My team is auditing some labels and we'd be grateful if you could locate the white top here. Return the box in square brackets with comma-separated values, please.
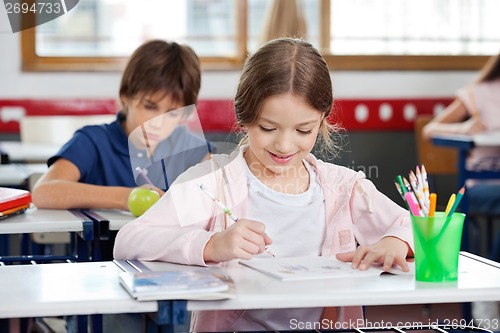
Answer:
[245, 160, 326, 258]
[243, 160, 326, 329]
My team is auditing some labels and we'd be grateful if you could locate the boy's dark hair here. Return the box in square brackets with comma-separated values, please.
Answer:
[119, 40, 201, 113]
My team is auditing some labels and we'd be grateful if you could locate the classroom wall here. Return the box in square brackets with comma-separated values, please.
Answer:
[0, 24, 470, 203]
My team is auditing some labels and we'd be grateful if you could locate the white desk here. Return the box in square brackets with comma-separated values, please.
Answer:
[0, 207, 95, 261]
[1, 252, 499, 318]
[0, 207, 85, 235]
[0, 163, 47, 186]
[0, 141, 59, 163]
[188, 252, 500, 311]
[83, 208, 135, 231]
[0, 261, 156, 318]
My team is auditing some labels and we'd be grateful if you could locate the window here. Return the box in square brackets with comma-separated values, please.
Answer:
[21, 0, 500, 71]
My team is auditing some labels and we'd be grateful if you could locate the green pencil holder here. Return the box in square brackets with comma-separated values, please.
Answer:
[411, 212, 465, 282]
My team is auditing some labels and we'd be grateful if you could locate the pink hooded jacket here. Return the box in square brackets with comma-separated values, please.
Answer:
[114, 146, 414, 331]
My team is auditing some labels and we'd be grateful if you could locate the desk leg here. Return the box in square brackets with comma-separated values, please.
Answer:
[145, 300, 187, 333]
[75, 232, 90, 262]
[77, 315, 88, 333]
[92, 314, 103, 333]
[0, 319, 8, 333]
[0, 235, 8, 256]
[457, 149, 471, 252]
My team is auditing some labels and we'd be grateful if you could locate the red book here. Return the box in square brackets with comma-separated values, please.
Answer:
[0, 187, 32, 212]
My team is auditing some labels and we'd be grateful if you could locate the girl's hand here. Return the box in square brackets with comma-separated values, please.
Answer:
[203, 219, 272, 263]
[460, 117, 486, 135]
[336, 237, 411, 272]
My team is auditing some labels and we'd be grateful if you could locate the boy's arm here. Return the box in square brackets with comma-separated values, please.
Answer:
[32, 158, 133, 210]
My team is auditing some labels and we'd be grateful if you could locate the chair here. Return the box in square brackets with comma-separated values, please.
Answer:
[20, 115, 115, 254]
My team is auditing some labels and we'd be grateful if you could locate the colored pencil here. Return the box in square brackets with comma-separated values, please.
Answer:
[420, 165, 430, 209]
[447, 186, 466, 217]
[428, 193, 437, 217]
[405, 192, 422, 216]
[394, 181, 405, 201]
[403, 177, 424, 216]
[409, 170, 427, 215]
[135, 167, 153, 186]
[444, 194, 456, 216]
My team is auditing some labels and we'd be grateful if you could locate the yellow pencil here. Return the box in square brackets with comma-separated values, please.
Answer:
[444, 194, 456, 216]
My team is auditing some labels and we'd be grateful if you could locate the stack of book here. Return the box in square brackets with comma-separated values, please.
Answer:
[0, 187, 32, 220]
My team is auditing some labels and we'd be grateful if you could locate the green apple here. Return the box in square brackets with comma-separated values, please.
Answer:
[128, 188, 160, 217]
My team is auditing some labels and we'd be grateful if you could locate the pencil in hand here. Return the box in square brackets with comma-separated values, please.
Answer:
[198, 183, 275, 257]
[135, 167, 154, 186]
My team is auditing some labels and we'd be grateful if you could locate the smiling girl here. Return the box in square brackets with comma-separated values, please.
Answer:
[114, 37, 414, 331]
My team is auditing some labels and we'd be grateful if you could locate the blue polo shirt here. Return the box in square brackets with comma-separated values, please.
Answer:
[49, 113, 211, 191]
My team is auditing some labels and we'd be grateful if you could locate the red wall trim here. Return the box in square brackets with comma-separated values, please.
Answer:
[0, 98, 453, 134]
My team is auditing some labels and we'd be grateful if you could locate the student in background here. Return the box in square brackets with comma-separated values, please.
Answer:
[114, 37, 414, 332]
[33, 40, 211, 216]
[423, 53, 500, 324]
[422, 53, 500, 238]
[32, 39, 210, 333]
[423, 53, 500, 170]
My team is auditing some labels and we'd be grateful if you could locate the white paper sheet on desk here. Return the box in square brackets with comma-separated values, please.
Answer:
[239, 256, 412, 281]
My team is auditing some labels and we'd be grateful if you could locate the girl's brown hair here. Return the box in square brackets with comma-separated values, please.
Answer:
[476, 53, 500, 83]
[119, 40, 201, 115]
[234, 37, 340, 153]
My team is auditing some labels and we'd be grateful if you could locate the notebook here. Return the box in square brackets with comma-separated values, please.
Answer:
[115, 259, 235, 301]
[239, 256, 412, 281]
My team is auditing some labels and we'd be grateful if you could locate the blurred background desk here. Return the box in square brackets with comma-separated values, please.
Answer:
[0, 163, 47, 187]
[0, 141, 59, 164]
[431, 131, 500, 187]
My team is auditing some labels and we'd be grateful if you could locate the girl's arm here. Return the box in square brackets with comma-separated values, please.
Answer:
[338, 179, 414, 272]
[32, 158, 163, 210]
[422, 98, 485, 139]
